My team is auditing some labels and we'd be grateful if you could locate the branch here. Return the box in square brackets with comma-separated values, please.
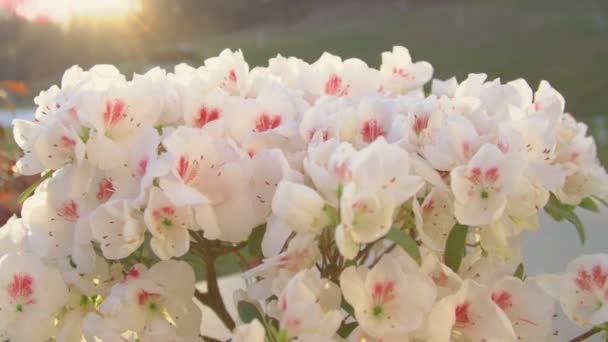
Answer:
[200, 334, 223, 342]
[568, 325, 604, 342]
[190, 232, 237, 331]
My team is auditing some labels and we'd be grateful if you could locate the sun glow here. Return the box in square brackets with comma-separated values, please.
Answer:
[2, 0, 141, 25]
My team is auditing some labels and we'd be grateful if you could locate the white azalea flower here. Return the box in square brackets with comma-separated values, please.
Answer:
[278, 270, 342, 339]
[87, 260, 201, 338]
[427, 279, 516, 342]
[537, 254, 608, 327]
[491, 276, 555, 341]
[380, 46, 433, 96]
[451, 143, 523, 226]
[301, 52, 380, 99]
[81, 76, 162, 170]
[144, 187, 196, 260]
[413, 188, 456, 251]
[90, 199, 147, 260]
[340, 254, 436, 338]
[0, 253, 69, 341]
[203, 48, 249, 96]
[337, 138, 423, 258]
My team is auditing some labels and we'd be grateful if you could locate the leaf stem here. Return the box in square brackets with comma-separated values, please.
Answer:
[568, 326, 603, 342]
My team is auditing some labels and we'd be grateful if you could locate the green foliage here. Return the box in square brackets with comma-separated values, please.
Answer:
[444, 224, 468, 273]
[341, 300, 355, 317]
[579, 197, 599, 212]
[238, 301, 264, 324]
[593, 195, 608, 208]
[324, 205, 340, 226]
[514, 263, 525, 280]
[385, 227, 421, 264]
[248, 224, 266, 257]
[544, 194, 586, 244]
[17, 169, 52, 204]
[275, 329, 289, 342]
[337, 322, 358, 338]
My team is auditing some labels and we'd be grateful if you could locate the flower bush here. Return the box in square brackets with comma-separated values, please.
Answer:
[2, 46, 608, 341]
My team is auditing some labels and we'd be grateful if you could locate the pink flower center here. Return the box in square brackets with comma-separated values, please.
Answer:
[228, 69, 238, 84]
[96, 178, 115, 203]
[308, 128, 329, 141]
[58, 200, 80, 222]
[462, 141, 472, 160]
[8, 273, 36, 310]
[127, 267, 140, 279]
[455, 301, 471, 325]
[432, 271, 448, 287]
[137, 158, 148, 177]
[422, 199, 435, 212]
[576, 264, 608, 292]
[195, 106, 221, 128]
[177, 155, 200, 185]
[324, 73, 349, 96]
[137, 289, 161, 309]
[361, 118, 385, 143]
[152, 206, 177, 230]
[255, 113, 282, 132]
[414, 114, 430, 135]
[371, 280, 396, 304]
[102, 99, 127, 128]
[467, 167, 501, 199]
[392, 67, 412, 79]
[497, 137, 509, 154]
[569, 151, 579, 163]
[8, 273, 34, 300]
[491, 290, 513, 310]
[60, 135, 76, 147]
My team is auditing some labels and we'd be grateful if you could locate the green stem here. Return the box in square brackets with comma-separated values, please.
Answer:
[569, 326, 603, 342]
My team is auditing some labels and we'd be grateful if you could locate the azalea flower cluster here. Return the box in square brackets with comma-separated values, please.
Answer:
[2, 46, 608, 341]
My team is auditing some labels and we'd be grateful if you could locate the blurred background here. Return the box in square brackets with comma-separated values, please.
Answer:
[0, 0, 607, 338]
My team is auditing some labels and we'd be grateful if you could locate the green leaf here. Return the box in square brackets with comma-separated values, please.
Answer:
[79, 126, 90, 143]
[337, 183, 344, 199]
[248, 224, 266, 257]
[514, 263, 525, 280]
[544, 195, 586, 244]
[275, 329, 289, 342]
[341, 299, 354, 317]
[444, 224, 468, 273]
[324, 205, 340, 226]
[593, 195, 608, 208]
[337, 322, 358, 338]
[579, 197, 599, 212]
[17, 170, 52, 205]
[238, 301, 264, 324]
[385, 228, 421, 264]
